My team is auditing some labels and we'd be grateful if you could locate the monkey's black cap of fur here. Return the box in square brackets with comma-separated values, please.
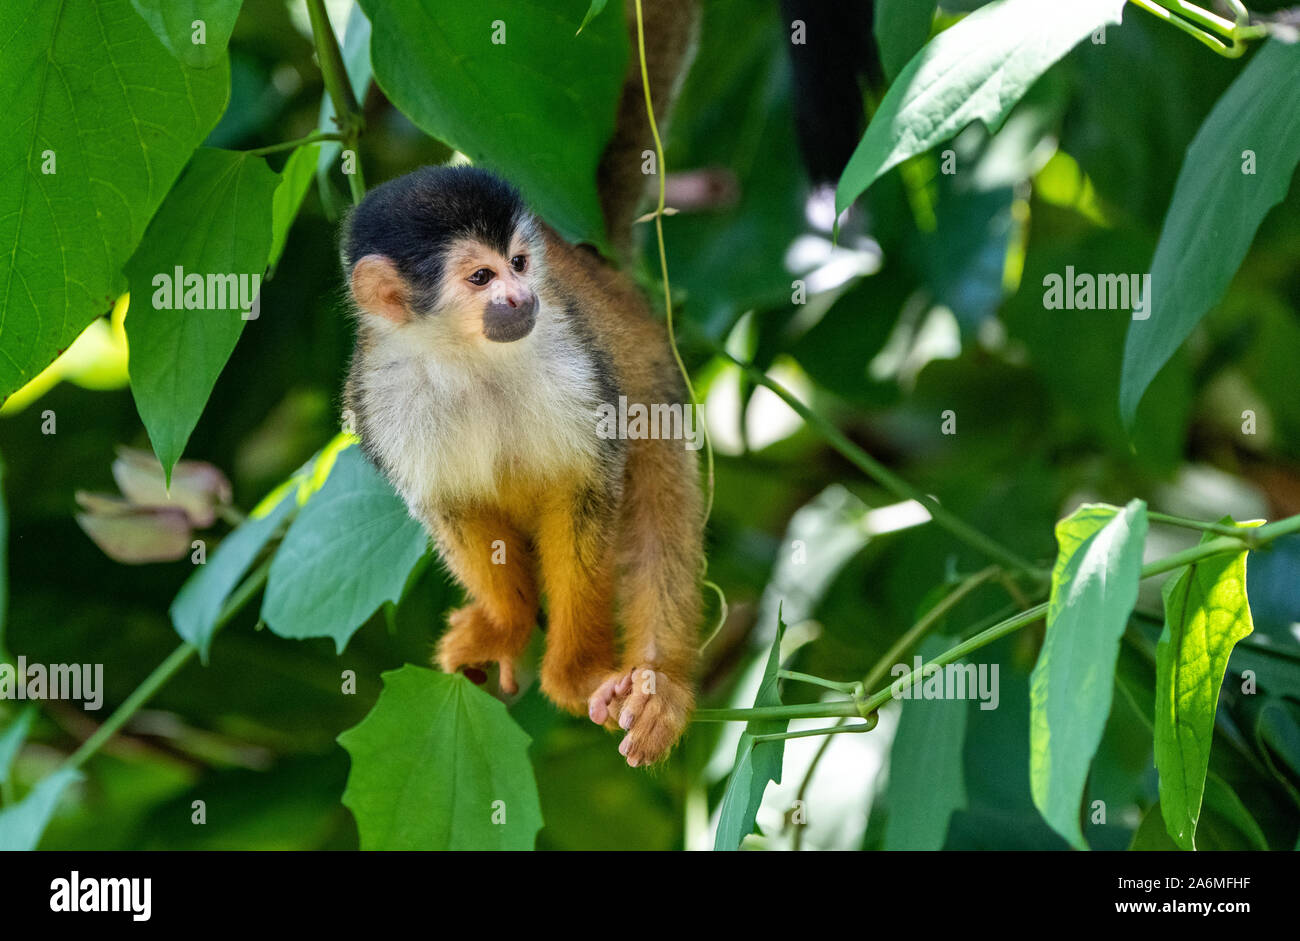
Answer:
[342, 165, 529, 302]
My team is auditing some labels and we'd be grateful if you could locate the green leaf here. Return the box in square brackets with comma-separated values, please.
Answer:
[1201, 773, 1268, 851]
[0, 767, 82, 851]
[261, 446, 428, 652]
[883, 635, 967, 849]
[0, 707, 36, 792]
[1254, 697, 1300, 795]
[1119, 39, 1300, 425]
[1130, 774, 1269, 851]
[577, 0, 608, 34]
[714, 610, 788, 851]
[268, 143, 321, 274]
[129, 0, 243, 68]
[0, 0, 228, 403]
[0, 450, 7, 657]
[1154, 519, 1258, 850]
[835, 0, 1125, 214]
[170, 488, 295, 661]
[356, 0, 627, 246]
[124, 148, 280, 478]
[338, 665, 542, 849]
[874, 0, 936, 83]
[1030, 499, 1147, 850]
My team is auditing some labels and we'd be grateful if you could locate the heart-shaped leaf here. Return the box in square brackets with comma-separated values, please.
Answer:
[0, 0, 228, 403]
[356, 0, 627, 246]
[338, 666, 543, 849]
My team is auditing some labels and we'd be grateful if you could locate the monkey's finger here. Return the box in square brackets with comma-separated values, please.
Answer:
[618, 686, 654, 731]
[588, 673, 625, 724]
[624, 715, 673, 768]
[622, 721, 662, 768]
[618, 733, 637, 766]
[498, 660, 518, 696]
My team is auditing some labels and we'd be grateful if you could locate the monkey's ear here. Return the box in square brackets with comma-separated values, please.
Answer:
[350, 254, 411, 324]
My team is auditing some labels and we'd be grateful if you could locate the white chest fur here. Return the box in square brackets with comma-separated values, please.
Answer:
[354, 313, 607, 514]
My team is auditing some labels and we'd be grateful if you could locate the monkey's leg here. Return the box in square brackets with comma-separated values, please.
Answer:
[432, 510, 537, 695]
[589, 437, 702, 766]
[535, 487, 620, 714]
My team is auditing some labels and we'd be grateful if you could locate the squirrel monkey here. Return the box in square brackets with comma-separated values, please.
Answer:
[340, 2, 702, 767]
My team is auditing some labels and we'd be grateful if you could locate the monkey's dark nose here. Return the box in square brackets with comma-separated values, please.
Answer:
[482, 291, 537, 343]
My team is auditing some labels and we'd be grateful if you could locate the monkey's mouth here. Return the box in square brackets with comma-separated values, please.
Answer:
[482, 308, 536, 343]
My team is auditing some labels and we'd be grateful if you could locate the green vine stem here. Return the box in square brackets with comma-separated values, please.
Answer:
[752, 717, 876, 744]
[706, 342, 1042, 578]
[791, 566, 1008, 847]
[631, 0, 729, 647]
[244, 130, 345, 158]
[306, 0, 366, 202]
[1148, 510, 1261, 545]
[695, 509, 1300, 726]
[861, 564, 1001, 693]
[778, 670, 862, 696]
[1129, 0, 1268, 58]
[60, 558, 273, 773]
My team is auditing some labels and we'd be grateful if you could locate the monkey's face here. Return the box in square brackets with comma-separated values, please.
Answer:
[348, 229, 544, 353]
[435, 234, 539, 345]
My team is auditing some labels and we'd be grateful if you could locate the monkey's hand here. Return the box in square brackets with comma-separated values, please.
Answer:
[588, 666, 693, 767]
[436, 603, 524, 696]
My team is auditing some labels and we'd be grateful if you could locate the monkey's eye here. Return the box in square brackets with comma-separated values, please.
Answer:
[510, 255, 527, 273]
[467, 268, 493, 286]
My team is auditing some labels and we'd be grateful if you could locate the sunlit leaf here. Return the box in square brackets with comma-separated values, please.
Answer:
[836, 0, 1125, 214]
[1154, 519, 1259, 849]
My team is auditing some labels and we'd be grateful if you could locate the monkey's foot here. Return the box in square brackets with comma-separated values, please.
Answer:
[436, 604, 524, 696]
[590, 667, 693, 767]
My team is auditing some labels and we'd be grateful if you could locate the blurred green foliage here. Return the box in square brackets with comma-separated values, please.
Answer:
[1, 0, 1299, 851]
